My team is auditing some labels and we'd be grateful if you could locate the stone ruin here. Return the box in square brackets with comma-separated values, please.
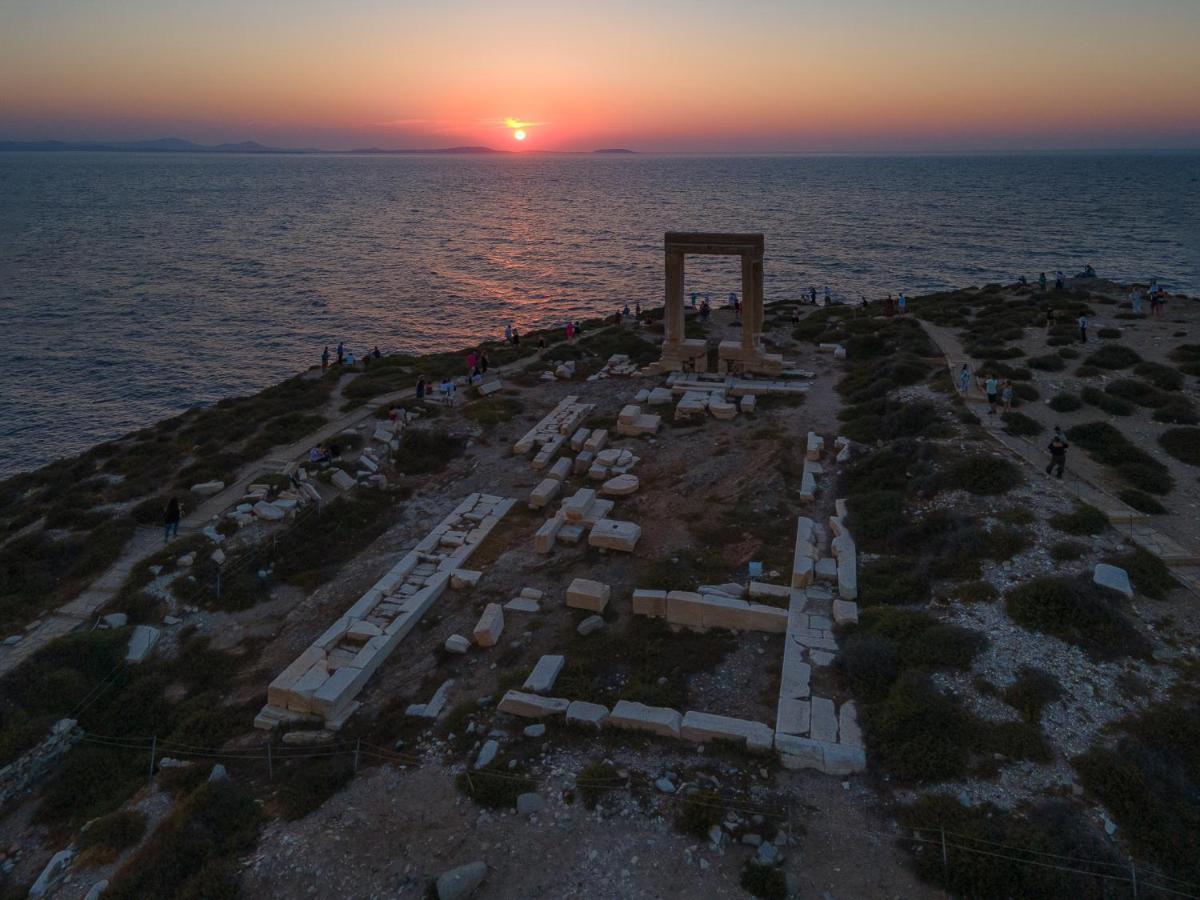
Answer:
[256, 492, 515, 731]
[513, 395, 595, 470]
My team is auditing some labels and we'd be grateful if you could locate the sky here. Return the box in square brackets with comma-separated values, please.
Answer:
[1, 0, 1198, 152]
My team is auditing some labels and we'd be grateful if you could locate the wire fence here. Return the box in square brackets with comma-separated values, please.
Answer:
[62, 728, 1199, 899]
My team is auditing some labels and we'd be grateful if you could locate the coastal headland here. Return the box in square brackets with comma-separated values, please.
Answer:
[0, 277, 1198, 899]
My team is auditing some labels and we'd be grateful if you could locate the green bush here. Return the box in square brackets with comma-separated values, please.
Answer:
[1001, 667, 1062, 724]
[1169, 343, 1200, 376]
[456, 768, 530, 809]
[1085, 344, 1141, 369]
[1005, 576, 1146, 659]
[1105, 546, 1177, 600]
[1049, 540, 1087, 561]
[865, 672, 975, 782]
[1104, 379, 1163, 408]
[953, 581, 998, 603]
[945, 454, 1022, 495]
[1001, 412, 1043, 436]
[1151, 395, 1198, 425]
[462, 396, 524, 427]
[398, 429, 465, 474]
[276, 757, 354, 820]
[1118, 489, 1165, 515]
[78, 809, 147, 864]
[1067, 422, 1173, 494]
[1079, 386, 1132, 416]
[676, 789, 725, 838]
[844, 491, 906, 546]
[577, 761, 623, 810]
[1114, 460, 1174, 495]
[1159, 427, 1200, 465]
[1027, 354, 1065, 371]
[740, 862, 788, 899]
[860, 557, 929, 605]
[103, 780, 263, 900]
[1012, 382, 1039, 402]
[1134, 361, 1184, 391]
[897, 795, 1127, 899]
[1048, 393, 1082, 413]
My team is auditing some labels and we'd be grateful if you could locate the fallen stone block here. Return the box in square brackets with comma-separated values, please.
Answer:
[791, 557, 814, 589]
[504, 597, 540, 613]
[528, 477, 561, 509]
[775, 734, 826, 771]
[815, 558, 838, 583]
[534, 517, 562, 554]
[739, 395, 756, 413]
[681, 711, 773, 752]
[749, 581, 791, 601]
[190, 480, 225, 496]
[547, 457, 572, 482]
[125, 625, 160, 663]
[451, 569, 481, 590]
[573, 451, 594, 474]
[775, 698, 811, 736]
[665, 591, 705, 628]
[583, 429, 609, 454]
[832, 599, 859, 625]
[632, 588, 668, 617]
[254, 500, 285, 521]
[331, 469, 357, 491]
[1093, 563, 1133, 598]
[709, 399, 737, 420]
[569, 427, 590, 451]
[809, 696, 839, 743]
[523, 655, 565, 693]
[822, 741, 866, 775]
[588, 518, 641, 552]
[498, 690, 570, 719]
[566, 578, 610, 612]
[472, 603, 504, 647]
[606, 700, 682, 738]
[566, 700, 609, 730]
[806, 431, 824, 461]
[599, 474, 639, 497]
[563, 488, 597, 522]
[647, 387, 673, 406]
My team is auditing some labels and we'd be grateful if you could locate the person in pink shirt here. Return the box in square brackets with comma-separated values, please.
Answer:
[566, 322, 575, 342]
[466, 350, 477, 375]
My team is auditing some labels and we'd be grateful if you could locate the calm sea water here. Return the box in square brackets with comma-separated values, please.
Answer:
[2, 151, 1198, 477]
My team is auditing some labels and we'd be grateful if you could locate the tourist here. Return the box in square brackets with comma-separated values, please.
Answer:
[416, 378, 427, 399]
[1019, 275, 1028, 286]
[1046, 427, 1069, 479]
[504, 324, 513, 343]
[623, 303, 630, 317]
[163, 497, 181, 544]
[984, 375, 999, 415]
[372, 346, 381, 359]
[1077, 313, 1088, 344]
[898, 292, 907, 314]
[512, 329, 521, 346]
[810, 287, 817, 305]
[537, 336, 546, 349]
[566, 322, 575, 342]
[1039, 272, 1047, 292]
[1130, 288, 1144, 316]
[337, 342, 344, 365]
[1055, 271, 1065, 291]
[700, 300, 710, 322]
[884, 294, 895, 318]
[824, 286, 832, 304]
[574, 320, 584, 337]
[439, 378, 456, 403]
[690, 292, 697, 307]
[466, 350, 477, 376]
[958, 364, 971, 395]
[480, 350, 490, 374]
[1001, 380, 1014, 412]
[614, 309, 622, 325]
[729, 291, 739, 311]
[321, 346, 330, 371]
[635, 300, 641, 317]
[345, 350, 356, 366]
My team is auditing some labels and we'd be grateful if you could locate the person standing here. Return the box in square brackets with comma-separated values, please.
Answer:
[635, 300, 641, 317]
[884, 295, 895, 318]
[810, 287, 817, 305]
[690, 292, 698, 308]
[1055, 271, 1065, 291]
[1130, 288, 1144, 316]
[958, 364, 971, 395]
[824, 286, 832, 304]
[898, 292, 907, 314]
[1077, 313, 1088, 344]
[466, 350, 477, 377]
[985, 375, 999, 415]
[505, 324, 513, 343]
[321, 346, 330, 371]
[1039, 272, 1047, 292]
[163, 497, 181, 544]
[1001, 380, 1014, 412]
[566, 322, 575, 342]
[337, 342, 344, 365]
[1046, 428, 1069, 479]
[480, 350, 490, 374]
[416, 377, 426, 399]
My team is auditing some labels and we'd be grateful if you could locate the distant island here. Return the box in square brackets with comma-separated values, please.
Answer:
[0, 138, 638, 155]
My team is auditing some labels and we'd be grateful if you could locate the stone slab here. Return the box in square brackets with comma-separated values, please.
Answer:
[472, 603, 504, 647]
[566, 701, 609, 730]
[606, 700, 682, 738]
[523, 655, 565, 693]
[498, 690, 570, 719]
[681, 711, 773, 752]
[566, 578, 611, 612]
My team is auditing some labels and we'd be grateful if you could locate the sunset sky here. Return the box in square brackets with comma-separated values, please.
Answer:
[2, 0, 1198, 152]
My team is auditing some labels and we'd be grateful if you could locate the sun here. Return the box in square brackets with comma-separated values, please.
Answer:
[513, 129, 526, 141]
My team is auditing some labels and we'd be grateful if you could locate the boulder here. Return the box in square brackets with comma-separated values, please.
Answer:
[523, 655, 565, 693]
[599, 474, 639, 497]
[125, 625, 160, 663]
[451, 569, 482, 590]
[436, 861, 487, 900]
[588, 518, 641, 552]
[190, 480, 225, 496]
[576, 615, 605, 636]
[473, 739, 498, 770]
[253, 501, 285, 521]
[331, 469, 357, 491]
[566, 700, 609, 730]
[498, 690, 570, 719]
[102, 612, 128, 629]
[444, 634, 470, 654]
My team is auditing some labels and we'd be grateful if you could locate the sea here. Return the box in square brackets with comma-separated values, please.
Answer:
[2, 151, 1198, 477]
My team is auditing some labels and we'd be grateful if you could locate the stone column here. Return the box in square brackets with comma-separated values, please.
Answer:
[740, 253, 755, 351]
[665, 250, 684, 346]
[751, 253, 765, 338]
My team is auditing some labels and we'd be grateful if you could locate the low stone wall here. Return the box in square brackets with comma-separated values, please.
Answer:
[256, 493, 515, 731]
[0, 719, 82, 809]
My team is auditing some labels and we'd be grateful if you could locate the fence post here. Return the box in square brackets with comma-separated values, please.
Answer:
[941, 827, 949, 878]
[148, 735, 157, 782]
[267, 741, 273, 781]
[354, 739, 360, 773]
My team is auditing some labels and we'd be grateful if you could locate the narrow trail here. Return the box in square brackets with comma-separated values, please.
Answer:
[917, 317, 1200, 596]
[0, 327, 618, 677]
